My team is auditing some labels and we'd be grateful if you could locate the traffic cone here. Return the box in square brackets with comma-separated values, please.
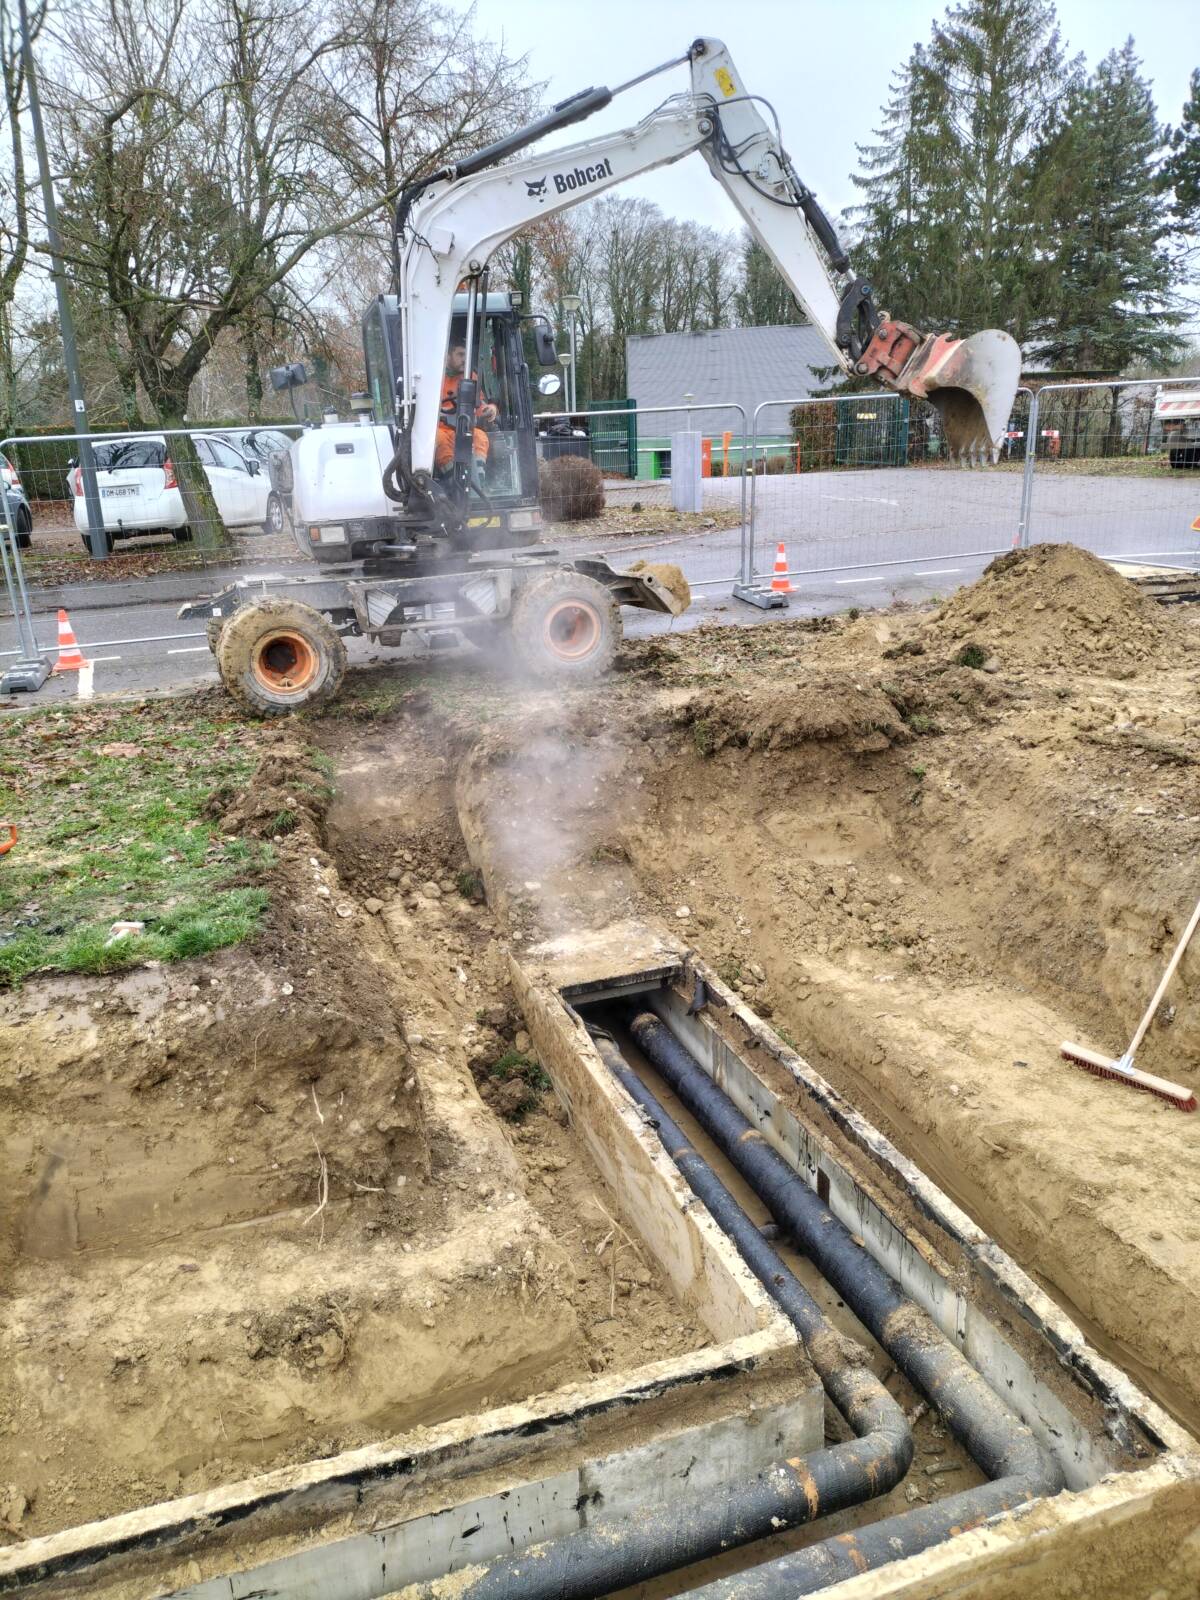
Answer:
[52, 608, 88, 672]
[771, 542, 792, 594]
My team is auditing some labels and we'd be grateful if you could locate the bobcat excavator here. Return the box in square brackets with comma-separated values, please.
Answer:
[189, 37, 1021, 715]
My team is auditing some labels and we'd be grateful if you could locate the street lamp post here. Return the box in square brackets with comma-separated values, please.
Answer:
[562, 293, 581, 413]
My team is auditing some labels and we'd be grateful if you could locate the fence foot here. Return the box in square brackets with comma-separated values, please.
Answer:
[1, 655, 52, 693]
[733, 582, 789, 610]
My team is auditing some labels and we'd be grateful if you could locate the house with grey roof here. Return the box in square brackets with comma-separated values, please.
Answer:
[625, 324, 834, 441]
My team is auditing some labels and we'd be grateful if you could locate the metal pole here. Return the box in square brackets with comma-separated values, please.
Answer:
[0, 490, 51, 690]
[568, 310, 578, 414]
[18, 0, 107, 558]
[1017, 388, 1039, 549]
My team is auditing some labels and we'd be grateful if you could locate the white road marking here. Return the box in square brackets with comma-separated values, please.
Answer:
[77, 662, 94, 700]
[90, 654, 121, 663]
[834, 576, 885, 585]
[167, 646, 210, 655]
[913, 567, 962, 576]
[822, 494, 900, 507]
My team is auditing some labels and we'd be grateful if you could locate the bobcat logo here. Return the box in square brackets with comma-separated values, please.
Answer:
[525, 177, 548, 201]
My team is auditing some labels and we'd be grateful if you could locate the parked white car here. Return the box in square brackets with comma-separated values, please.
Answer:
[70, 435, 283, 546]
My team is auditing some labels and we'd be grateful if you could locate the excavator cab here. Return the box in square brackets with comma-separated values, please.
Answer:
[362, 292, 551, 547]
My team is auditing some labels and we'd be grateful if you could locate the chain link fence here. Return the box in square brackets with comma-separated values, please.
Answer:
[536, 402, 750, 592]
[1017, 378, 1200, 567]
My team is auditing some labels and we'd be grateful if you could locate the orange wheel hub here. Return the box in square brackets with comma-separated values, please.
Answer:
[543, 599, 601, 661]
[252, 630, 319, 694]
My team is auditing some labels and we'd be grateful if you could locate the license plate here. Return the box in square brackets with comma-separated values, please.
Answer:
[101, 485, 140, 498]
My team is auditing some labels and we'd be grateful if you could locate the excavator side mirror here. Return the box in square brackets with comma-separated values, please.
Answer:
[537, 373, 562, 396]
[534, 324, 558, 367]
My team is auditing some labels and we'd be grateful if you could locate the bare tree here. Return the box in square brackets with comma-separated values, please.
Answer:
[0, 0, 46, 436]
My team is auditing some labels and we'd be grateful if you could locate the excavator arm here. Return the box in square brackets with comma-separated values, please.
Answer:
[388, 38, 1020, 515]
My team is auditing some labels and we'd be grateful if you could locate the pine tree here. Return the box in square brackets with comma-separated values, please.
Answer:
[734, 237, 806, 326]
[850, 0, 1080, 340]
[1030, 41, 1184, 371]
[1160, 68, 1200, 243]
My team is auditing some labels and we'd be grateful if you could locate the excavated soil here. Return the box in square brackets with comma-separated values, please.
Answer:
[7, 543, 1200, 1592]
[0, 729, 702, 1540]
[454, 546, 1200, 1441]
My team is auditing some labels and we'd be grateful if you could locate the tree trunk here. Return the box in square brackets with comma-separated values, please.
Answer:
[243, 322, 263, 421]
[159, 390, 229, 549]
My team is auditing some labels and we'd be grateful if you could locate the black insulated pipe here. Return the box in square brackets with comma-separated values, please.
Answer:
[407, 1030, 911, 1600]
[627, 1010, 1065, 1589]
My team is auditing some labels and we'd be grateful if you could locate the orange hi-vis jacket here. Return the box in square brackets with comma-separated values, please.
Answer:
[435, 373, 492, 470]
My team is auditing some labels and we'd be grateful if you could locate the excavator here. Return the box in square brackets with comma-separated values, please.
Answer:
[188, 38, 1021, 715]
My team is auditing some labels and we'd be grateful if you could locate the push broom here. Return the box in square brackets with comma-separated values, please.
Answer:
[1061, 892, 1200, 1112]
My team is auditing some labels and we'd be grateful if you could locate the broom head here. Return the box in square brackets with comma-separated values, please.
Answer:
[1060, 1042, 1197, 1112]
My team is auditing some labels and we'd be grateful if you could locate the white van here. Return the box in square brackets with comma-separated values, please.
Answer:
[70, 436, 283, 546]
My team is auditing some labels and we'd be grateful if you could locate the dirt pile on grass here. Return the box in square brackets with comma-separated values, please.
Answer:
[920, 542, 1182, 673]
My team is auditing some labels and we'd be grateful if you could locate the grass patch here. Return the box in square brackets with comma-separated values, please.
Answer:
[692, 719, 715, 757]
[954, 643, 988, 670]
[0, 700, 274, 986]
[490, 1048, 552, 1119]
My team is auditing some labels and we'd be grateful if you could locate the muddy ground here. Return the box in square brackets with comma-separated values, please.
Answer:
[3, 543, 1200, 1574]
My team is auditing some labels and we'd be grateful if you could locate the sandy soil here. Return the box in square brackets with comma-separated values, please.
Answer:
[453, 546, 1200, 1438]
[0, 727, 701, 1539]
[6, 542, 1200, 1584]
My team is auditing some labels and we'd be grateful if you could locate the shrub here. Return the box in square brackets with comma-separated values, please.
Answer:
[764, 452, 793, 474]
[539, 455, 605, 521]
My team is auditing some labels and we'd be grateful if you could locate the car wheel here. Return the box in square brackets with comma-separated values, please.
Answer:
[262, 491, 285, 535]
[15, 505, 32, 550]
[216, 597, 347, 716]
[172, 525, 194, 543]
[508, 569, 621, 681]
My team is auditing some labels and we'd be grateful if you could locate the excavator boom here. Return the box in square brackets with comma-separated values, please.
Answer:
[388, 37, 1020, 521]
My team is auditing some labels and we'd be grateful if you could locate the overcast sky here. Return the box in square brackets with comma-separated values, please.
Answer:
[465, 0, 1197, 230]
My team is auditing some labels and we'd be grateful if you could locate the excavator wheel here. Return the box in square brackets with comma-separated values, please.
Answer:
[508, 569, 621, 681]
[216, 597, 346, 716]
[206, 617, 225, 655]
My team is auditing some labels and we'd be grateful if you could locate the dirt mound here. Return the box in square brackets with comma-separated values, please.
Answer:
[679, 673, 908, 755]
[919, 543, 1179, 673]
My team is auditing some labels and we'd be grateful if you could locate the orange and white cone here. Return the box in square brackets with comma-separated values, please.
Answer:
[52, 608, 88, 672]
[770, 542, 792, 594]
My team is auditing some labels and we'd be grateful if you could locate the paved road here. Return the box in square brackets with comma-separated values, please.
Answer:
[4, 467, 1198, 703]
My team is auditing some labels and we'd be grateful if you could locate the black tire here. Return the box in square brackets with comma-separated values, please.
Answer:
[172, 525, 193, 543]
[15, 505, 32, 550]
[206, 617, 226, 655]
[216, 597, 347, 716]
[508, 569, 621, 682]
[262, 491, 285, 535]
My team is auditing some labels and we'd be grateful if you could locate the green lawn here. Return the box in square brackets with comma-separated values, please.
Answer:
[0, 700, 273, 985]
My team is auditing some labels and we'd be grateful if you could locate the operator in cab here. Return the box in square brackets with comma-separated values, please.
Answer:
[434, 341, 498, 487]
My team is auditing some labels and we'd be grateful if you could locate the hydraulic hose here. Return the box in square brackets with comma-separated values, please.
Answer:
[407, 1034, 912, 1600]
[627, 1009, 1065, 1593]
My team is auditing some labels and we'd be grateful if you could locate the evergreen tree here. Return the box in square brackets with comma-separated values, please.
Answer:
[850, 0, 1080, 340]
[1030, 40, 1184, 371]
[1160, 68, 1200, 245]
[734, 237, 806, 326]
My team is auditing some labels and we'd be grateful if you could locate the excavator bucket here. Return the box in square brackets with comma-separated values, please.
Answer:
[860, 323, 1022, 465]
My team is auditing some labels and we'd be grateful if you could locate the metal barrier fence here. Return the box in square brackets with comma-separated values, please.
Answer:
[537, 401, 751, 593]
[743, 389, 1033, 592]
[1, 423, 303, 577]
[2, 376, 1198, 693]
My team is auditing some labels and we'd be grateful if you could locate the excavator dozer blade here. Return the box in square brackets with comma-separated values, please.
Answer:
[895, 328, 1022, 465]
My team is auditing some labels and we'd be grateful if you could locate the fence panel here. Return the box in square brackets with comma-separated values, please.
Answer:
[537, 402, 749, 594]
[744, 391, 1031, 593]
[3, 424, 304, 587]
[1021, 379, 1200, 567]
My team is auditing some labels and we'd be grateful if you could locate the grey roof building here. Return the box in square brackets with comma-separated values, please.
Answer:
[625, 324, 833, 438]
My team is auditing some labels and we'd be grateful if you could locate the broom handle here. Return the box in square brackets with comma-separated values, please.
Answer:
[1128, 893, 1200, 1058]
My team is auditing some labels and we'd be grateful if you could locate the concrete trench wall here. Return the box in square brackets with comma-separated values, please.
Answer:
[9, 922, 1200, 1600]
[1, 935, 815, 1600]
